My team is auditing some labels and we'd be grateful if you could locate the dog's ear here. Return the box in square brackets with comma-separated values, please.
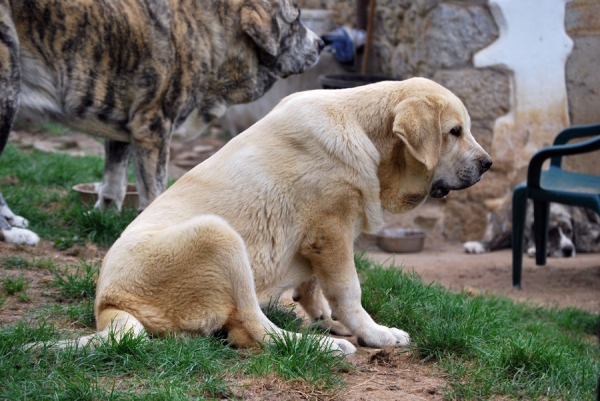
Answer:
[279, 0, 300, 23]
[241, 1, 279, 56]
[392, 97, 443, 172]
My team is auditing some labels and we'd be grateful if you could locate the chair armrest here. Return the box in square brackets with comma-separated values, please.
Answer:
[527, 135, 600, 188]
[553, 123, 600, 146]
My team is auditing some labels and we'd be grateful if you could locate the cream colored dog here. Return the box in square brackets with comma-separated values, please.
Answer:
[57, 78, 492, 355]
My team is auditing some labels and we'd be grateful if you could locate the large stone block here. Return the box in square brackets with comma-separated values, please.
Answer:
[469, 120, 495, 156]
[566, 0, 600, 36]
[368, 41, 394, 75]
[565, 34, 600, 177]
[422, 4, 498, 72]
[374, 5, 409, 44]
[432, 69, 510, 121]
[391, 43, 416, 78]
[566, 35, 600, 126]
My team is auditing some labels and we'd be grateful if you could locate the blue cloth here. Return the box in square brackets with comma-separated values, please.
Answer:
[322, 27, 356, 64]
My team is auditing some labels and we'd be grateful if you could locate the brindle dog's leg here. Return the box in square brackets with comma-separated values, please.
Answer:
[0, 3, 38, 245]
[0, 193, 39, 245]
[129, 113, 171, 211]
[0, 0, 19, 157]
[96, 140, 132, 211]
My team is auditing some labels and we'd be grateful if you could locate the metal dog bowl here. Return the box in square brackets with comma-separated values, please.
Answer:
[376, 228, 426, 253]
[72, 182, 138, 209]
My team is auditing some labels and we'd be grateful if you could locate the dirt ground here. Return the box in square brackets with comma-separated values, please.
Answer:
[2, 130, 599, 399]
[359, 238, 600, 312]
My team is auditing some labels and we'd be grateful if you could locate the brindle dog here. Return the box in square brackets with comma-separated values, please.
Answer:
[0, 0, 323, 245]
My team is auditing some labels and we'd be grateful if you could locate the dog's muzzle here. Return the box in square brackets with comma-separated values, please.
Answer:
[429, 155, 493, 198]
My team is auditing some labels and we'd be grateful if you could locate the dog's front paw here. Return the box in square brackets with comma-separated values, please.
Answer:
[2, 227, 40, 245]
[527, 246, 536, 257]
[357, 326, 410, 348]
[8, 215, 29, 228]
[463, 241, 486, 254]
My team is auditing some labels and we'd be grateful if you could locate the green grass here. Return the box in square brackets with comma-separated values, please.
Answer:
[1, 140, 598, 399]
[52, 260, 99, 301]
[0, 255, 56, 270]
[1, 254, 596, 399]
[2, 275, 29, 296]
[0, 309, 348, 399]
[0, 143, 136, 247]
[355, 253, 599, 400]
[246, 327, 349, 388]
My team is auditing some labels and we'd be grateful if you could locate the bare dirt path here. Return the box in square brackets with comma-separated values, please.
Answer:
[363, 241, 600, 312]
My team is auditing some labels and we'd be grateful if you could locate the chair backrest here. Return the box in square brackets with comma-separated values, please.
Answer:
[550, 124, 600, 168]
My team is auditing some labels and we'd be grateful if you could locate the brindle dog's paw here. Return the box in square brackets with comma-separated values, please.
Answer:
[8, 214, 29, 228]
[2, 227, 40, 245]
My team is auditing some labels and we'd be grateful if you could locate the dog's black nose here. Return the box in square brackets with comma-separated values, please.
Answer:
[562, 246, 574, 257]
[317, 38, 325, 53]
[480, 157, 493, 172]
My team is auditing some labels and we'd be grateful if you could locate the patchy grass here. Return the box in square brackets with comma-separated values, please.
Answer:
[0, 255, 55, 270]
[1, 303, 348, 400]
[355, 253, 599, 400]
[2, 275, 29, 296]
[0, 143, 136, 247]
[0, 255, 596, 399]
[1, 141, 598, 399]
[51, 260, 99, 301]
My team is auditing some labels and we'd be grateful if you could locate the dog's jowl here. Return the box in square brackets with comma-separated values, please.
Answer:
[0, 0, 323, 244]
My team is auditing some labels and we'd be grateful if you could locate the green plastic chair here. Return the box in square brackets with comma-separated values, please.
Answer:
[512, 123, 600, 289]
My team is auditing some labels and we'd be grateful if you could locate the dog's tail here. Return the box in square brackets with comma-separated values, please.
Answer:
[26, 310, 146, 352]
[0, 0, 21, 157]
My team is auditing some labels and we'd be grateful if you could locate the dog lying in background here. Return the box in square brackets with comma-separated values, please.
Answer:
[0, 0, 323, 245]
[464, 195, 600, 257]
[32, 78, 491, 355]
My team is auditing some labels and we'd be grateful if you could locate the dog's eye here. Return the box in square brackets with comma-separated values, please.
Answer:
[548, 227, 560, 242]
[450, 126, 462, 137]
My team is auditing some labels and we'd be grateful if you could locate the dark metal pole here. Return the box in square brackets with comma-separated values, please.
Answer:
[356, 0, 368, 30]
[361, 0, 376, 74]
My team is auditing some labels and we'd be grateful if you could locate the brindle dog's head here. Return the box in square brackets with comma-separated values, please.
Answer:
[198, 0, 322, 124]
[241, 0, 323, 79]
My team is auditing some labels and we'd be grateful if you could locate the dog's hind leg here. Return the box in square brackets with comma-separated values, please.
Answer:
[96, 140, 132, 211]
[0, 5, 39, 245]
[164, 215, 356, 355]
[128, 112, 171, 211]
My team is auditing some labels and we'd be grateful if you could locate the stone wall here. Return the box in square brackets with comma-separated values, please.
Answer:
[564, 0, 600, 176]
[297, 0, 600, 244]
